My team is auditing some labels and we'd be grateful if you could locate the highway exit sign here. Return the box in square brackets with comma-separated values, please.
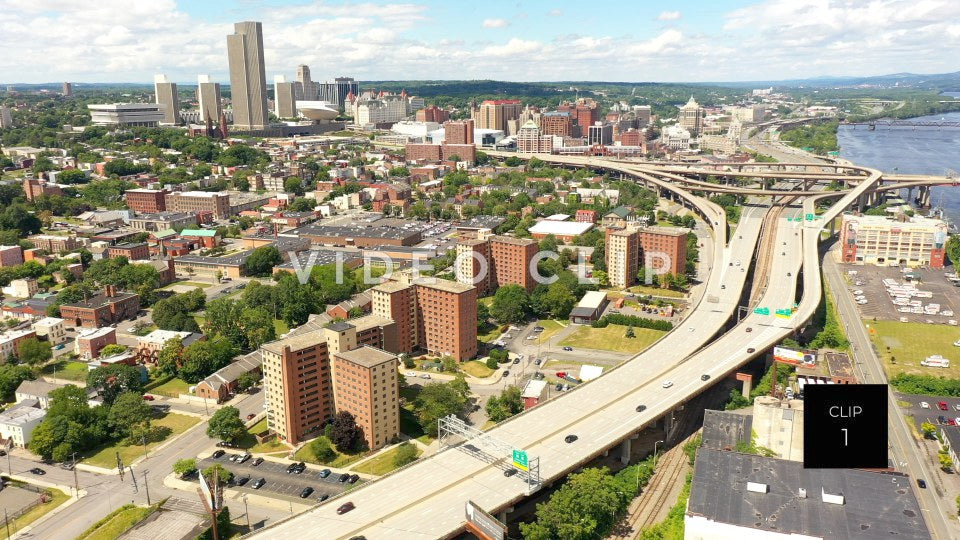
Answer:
[753, 307, 770, 315]
[512, 449, 528, 471]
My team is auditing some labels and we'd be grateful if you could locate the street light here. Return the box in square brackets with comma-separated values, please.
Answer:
[653, 440, 665, 469]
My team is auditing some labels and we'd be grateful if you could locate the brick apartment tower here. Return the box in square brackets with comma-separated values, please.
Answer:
[444, 119, 474, 145]
[332, 346, 400, 450]
[606, 228, 640, 288]
[261, 335, 334, 443]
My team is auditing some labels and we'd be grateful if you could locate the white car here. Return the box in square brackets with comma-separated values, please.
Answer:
[419, 373, 432, 380]
[920, 401, 930, 409]
[662, 380, 674, 389]
[405, 371, 417, 377]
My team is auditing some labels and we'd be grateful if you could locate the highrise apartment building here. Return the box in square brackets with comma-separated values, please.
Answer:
[262, 334, 334, 444]
[0, 106, 13, 129]
[274, 76, 296, 119]
[540, 111, 573, 137]
[444, 119, 474, 145]
[606, 226, 689, 287]
[456, 232, 538, 293]
[574, 99, 599, 135]
[371, 278, 477, 361]
[196, 75, 223, 123]
[227, 21, 269, 130]
[332, 346, 400, 450]
[587, 122, 613, 146]
[62, 82, 72, 96]
[606, 228, 640, 288]
[417, 105, 450, 123]
[473, 99, 522, 132]
[153, 74, 180, 125]
[516, 120, 554, 154]
[125, 189, 167, 213]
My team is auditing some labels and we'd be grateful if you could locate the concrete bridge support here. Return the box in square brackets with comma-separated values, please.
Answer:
[735, 372, 753, 398]
[918, 185, 932, 208]
[619, 434, 640, 465]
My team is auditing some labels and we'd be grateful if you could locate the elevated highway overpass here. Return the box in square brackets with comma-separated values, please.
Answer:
[253, 157, 923, 539]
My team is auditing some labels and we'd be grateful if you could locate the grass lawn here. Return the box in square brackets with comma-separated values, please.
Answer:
[461, 360, 495, 378]
[41, 360, 89, 382]
[164, 281, 211, 289]
[478, 322, 503, 344]
[237, 419, 290, 454]
[352, 444, 422, 476]
[82, 413, 200, 468]
[11, 487, 69, 532]
[536, 319, 565, 344]
[904, 414, 921, 440]
[625, 285, 686, 298]
[559, 324, 666, 354]
[148, 377, 192, 398]
[867, 320, 960, 379]
[77, 503, 158, 540]
[294, 436, 365, 469]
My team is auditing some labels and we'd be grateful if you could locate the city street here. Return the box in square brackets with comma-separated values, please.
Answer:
[823, 248, 956, 540]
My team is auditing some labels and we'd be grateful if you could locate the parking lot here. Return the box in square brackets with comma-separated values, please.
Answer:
[201, 452, 360, 503]
[897, 393, 960, 429]
[844, 265, 960, 323]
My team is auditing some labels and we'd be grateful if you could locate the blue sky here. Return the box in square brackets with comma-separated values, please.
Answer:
[2, 0, 959, 84]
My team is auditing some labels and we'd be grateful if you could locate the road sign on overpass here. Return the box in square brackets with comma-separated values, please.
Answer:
[512, 449, 528, 471]
[465, 500, 506, 540]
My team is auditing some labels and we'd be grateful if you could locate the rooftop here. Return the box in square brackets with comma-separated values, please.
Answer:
[457, 216, 506, 231]
[335, 346, 397, 368]
[291, 224, 420, 241]
[180, 229, 217, 237]
[687, 448, 928, 539]
[372, 281, 411, 294]
[32, 317, 64, 328]
[174, 251, 253, 267]
[701, 409, 753, 450]
[0, 402, 46, 426]
[528, 220, 593, 237]
[15, 380, 60, 398]
[262, 332, 324, 355]
[576, 290, 608, 310]
[414, 278, 474, 294]
[139, 329, 194, 345]
[522, 379, 547, 399]
[62, 291, 139, 310]
[76, 327, 116, 340]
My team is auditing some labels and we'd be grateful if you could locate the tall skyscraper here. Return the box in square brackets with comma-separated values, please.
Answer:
[196, 75, 222, 125]
[295, 64, 318, 101]
[227, 21, 269, 130]
[274, 75, 296, 119]
[678, 96, 703, 135]
[62, 82, 72, 96]
[318, 76, 359, 109]
[153, 74, 180, 125]
[472, 99, 522, 132]
[0, 106, 13, 129]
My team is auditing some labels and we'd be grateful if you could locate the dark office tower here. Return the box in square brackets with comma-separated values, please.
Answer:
[227, 21, 269, 130]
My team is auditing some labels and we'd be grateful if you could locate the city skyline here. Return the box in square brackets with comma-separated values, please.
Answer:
[2, 0, 959, 85]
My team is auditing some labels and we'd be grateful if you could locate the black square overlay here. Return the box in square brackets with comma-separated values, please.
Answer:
[804, 384, 888, 469]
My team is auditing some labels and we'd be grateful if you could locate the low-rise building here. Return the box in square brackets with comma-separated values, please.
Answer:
[569, 291, 609, 324]
[195, 351, 262, 403]
[14, 380, 60, 409]
[32, 317, 66, 345]
[106, 242, 150, 261]
[0, 245, 24, 268]
[75, 327, 117, 359]
[88, 103, 166, 127]
[59, 286, 140, 328]
[0, 401, 46, 447]
[528, 220, 593, 243]
[135, 329, 202, 364]
[128, 212, 196, 232]
[840, 213, 948, 268]
[2, 278, 38, 299]
[0, 329, 38, 362]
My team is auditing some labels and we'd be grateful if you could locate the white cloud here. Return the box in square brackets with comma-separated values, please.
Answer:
[482, 18, 510, 29]
[547, 9, 564, 17]
[657, 11, 681, 21]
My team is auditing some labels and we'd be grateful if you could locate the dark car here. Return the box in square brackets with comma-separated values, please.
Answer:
[339, 473, 350, 483]
[300, 487, 315, 498]
[939, 415, 947, 424]
[286, 463, 298, 473]
[504, 468, 517, 477]
[555, 383, 563, 391]
[252, 478, 265, 489]
[636, 405, 647, 412]
[745, 327, 753, 333]
[348, 474, 359, 484]
[235, 476, 250, 486]
[512, 358, 520, 364]
[337, 502, 356, 515]
[564, 435, 578, 443]
[319, 468, 331, 478]
[294, 462, 306, 474]
[562, 346, 573, 351]
[348, 536, 366, 540]
[317, 494, 330, 503]
[917, 479, 927, 488]
[252, 457, 264, 466]
[212, 449, 225, 459]
[701, 374, 711, 381]
[29, 468, 45, 475]
[502, 370, 510, 377]
[747, 347, 756, 353]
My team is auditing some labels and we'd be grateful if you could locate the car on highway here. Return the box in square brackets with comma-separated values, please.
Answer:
[920, 401, 930, 409]
[564, 434, 578, 443]
[252, 478, 265, 489]
[29, 468, 45, 475]
[319, 468, 331, 478]
[504, 468, 517, 477]
[661, 380, 674, 389]
[747, 347, 756, 353]
[337, 502, 356, 515]
[636, 405, 647, 412]
[348, 474, 359, 484]
[300, 487, 315, 499]
[562, 346, 573, 351]
[212, 450, 225, 459]
[917, 479, 927, 489]
[252, 457, 263, 466]
[701, 374, 711, 381]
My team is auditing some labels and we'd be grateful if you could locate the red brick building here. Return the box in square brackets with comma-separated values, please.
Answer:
[620, 128, 644, 146]
[541, 112, 573, 137]
[106, 242, 150, 261]
[59, 286, 141, 328]
[22, 178, 64, 201]
[416, 105, 450, 123]
[404, 143, 476, 164]
[576, 209, 597, 223]
[75, 327, 117, 359]
[637, 226, 688, 277]
[125, 189, 167, 213]
[332, 347, 400, 450]
[0, 246, 24, 268]
[444, 119, 474, 145]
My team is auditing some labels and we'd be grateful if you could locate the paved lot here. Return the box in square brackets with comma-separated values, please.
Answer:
[120, 509, 206, 540]
[0, 484, 42, 515]
[897, 393, 960, 428]
[201, 453, 358, 503]
[844, 264, 960, 322]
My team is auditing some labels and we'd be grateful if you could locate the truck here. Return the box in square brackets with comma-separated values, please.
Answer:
[921, 355, 951, 368]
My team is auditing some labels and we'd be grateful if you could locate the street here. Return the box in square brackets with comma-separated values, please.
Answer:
[823, 247, 956, 540]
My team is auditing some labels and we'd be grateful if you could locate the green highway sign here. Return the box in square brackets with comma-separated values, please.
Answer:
[805, 214, 814, 221]
[753, 307, 770, 315]
[512, 449, 528, 471]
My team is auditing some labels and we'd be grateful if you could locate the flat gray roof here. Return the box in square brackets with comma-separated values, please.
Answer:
[688, 448, 930, 539]
[701, 409, 752, 451]
[335, 345, 397, 368]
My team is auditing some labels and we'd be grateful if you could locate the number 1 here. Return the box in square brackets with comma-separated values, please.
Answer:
[841, 428, 848, 446]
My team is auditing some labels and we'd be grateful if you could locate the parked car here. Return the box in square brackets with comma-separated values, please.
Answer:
[317, 494, 330, 503]
[212, 450, 225, 459]
[300, 487, 314, 498]
[920, 401, 930, 409]
[246, 413, 256, 420]
[286, 463, 298, 473]
[348, 474, 359, 484]
[238, 454, 251, 464]
[405, 371, 417, 377]
[562, 346, 573, 351]
[319, 468, 331, 478]
[142, 394, 155, 401]
[419, 373, 432, 380]
[235, 476, 250, 486]
[252, 478, 265, 489]
[339, 473, 350, 483]
[252, 457, 263, 466]
[939, 401, 949, 411]
[337, 502, 356, 514]
[917, 479, 927, 489]
[555, 383, 563, 391]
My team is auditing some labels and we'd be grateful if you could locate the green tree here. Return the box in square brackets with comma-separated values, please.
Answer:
[155, 337, 184, 378]
[490, 284, 529, 324]
[179, 336, 237, 383]
[921, 421, 938, 439]
[486, 386, 524, 422]
[939, 451, 954, 471]
[235, 371, 260, 392]
[392, 442, 418, 467]
[414, 381, 469, 437]
[244, 246, 282, 277]
[947, 235, 960, 267]
[0, 364, 34, 401]
[519, 467, 628, 540]
[489, 349, 509, 363]
[284, 176, 304, 194]
[16, 337, 52, 364]
[240, 306, 276, 350]
[310, 437, 337, 463]
[201, 464, 234, 484]
[56, 169, 88, 184]
[108, 391, 153, 442]
[207, 406, 246, 443]
[99, 344, 126, 357]
[485, 356, 499, 369]
[173, 458, 197, 477]
[87, 364, 143, 404]
[330, 410, 365, 453]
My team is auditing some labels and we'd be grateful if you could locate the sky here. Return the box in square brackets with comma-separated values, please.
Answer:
[2, 0, 960, 85]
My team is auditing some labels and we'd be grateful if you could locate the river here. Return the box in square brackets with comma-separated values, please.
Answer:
[837, 111, 960, 224]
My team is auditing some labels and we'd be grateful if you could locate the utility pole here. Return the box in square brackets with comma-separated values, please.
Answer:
[71, 452, 80, 497]
[129, 466, 139, 494]
[141, 434, 149, 460]
[4, 508, 10, 539]
[243, 495, 251, 532]
[143, 470, 151, 505]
